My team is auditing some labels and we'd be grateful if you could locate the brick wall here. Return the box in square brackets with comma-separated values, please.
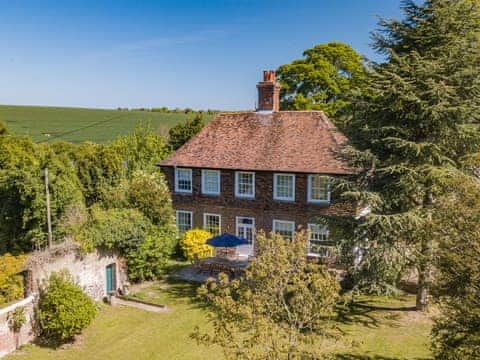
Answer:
[0, 296, 35, 358]
[161, 166, 356, 233]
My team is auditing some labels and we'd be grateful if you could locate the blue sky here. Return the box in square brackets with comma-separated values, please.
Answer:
[0, 1, 402, 110]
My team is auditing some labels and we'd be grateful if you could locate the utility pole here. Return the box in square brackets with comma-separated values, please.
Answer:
[44, 168, 53, 249]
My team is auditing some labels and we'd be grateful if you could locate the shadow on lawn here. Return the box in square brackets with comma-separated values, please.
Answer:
[162, 277, 209, 310]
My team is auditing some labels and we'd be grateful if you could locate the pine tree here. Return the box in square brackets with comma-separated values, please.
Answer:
[344, 0, 480, 310]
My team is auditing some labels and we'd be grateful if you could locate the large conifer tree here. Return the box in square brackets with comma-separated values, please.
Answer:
[345, 0, 480, 310]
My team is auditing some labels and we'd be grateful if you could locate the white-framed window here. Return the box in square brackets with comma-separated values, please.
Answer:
[201, 169, 220, 195]
[236, 216, 255, 244]
[176, 210, 193, 234]
[175, 168, 192, 193]
[307, 175, 331, 203]
[272, 220, 295, 240]
[203, 213, 221, 236]
[273, 173, 295, 201]
[307, 223, 330, 257]
[235, 171, 255, 198]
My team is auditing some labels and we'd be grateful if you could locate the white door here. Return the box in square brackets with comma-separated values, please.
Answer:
[236, 217, 255, 257]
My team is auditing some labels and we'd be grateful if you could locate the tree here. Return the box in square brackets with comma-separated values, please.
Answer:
[276, 42, 367, 117]
[341, 0, 480, 310]
[430, 175, 480, 359]
[195, 231, 339, 359]
[168, 114, 204, 151]
[37, 271, 96, 345]
[0, 253, 26, 305]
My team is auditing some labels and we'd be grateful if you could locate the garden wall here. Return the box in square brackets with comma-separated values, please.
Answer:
[25, 242, 128, 301]
[0, 296, 35, 358]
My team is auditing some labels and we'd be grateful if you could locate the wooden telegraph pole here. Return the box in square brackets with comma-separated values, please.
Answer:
[44, 168, 53, 248]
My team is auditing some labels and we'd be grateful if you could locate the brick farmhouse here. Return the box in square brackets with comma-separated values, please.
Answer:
[159, 71, 360, 257]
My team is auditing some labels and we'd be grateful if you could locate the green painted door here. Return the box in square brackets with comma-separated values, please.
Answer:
[106, 264, 114, 293]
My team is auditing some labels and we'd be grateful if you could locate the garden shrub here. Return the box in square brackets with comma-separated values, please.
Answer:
[180, 229, 213, 261]
[37, 271, 96, 344]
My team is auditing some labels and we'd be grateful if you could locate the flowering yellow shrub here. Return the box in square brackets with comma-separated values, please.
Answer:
[180, 229, 214, 261]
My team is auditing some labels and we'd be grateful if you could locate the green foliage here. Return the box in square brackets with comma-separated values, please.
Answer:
[195, 231, 339, 359]
[430, 176, 480, 359]
[37, 271, 96, 344]
[0, 253, 26, 305]
[339, 0, 480, 306]
[180, 229, 213, 261]
[8, 306, 26, 333]
[80, 207, 176, 282]
[168, 114, 204, 150]
[276, 42, 367, 117]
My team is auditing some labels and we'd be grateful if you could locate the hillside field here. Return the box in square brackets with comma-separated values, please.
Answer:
[0, 105, 215, 143]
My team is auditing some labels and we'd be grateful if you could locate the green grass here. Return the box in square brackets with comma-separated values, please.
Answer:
[9, 279, 433, 360]
[0, 105, 214, 143]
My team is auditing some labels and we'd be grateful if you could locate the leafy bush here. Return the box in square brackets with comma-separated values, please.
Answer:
[0, 253, 26, 305]
[180, 229, 213, 261]
[38, 271, 96, 344]
[80, 207, 176, 282]
[8, 306, 26, 333]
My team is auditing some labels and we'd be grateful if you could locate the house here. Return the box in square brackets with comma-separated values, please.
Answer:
[159, 71, 359, 258]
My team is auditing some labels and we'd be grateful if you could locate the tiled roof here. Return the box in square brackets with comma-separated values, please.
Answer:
[159, 111, 357, 175]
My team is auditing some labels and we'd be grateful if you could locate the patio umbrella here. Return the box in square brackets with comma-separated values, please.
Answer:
[206, 233, 249, 247]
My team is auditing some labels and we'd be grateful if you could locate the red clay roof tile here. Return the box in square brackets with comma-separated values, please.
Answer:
[159, 111, 356, 175]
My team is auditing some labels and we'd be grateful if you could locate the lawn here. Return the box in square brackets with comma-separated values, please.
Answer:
[0, 105, 214, 143]
[9, 279, 433, 360]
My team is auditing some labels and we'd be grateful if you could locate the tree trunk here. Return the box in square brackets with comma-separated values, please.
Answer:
[416, 237, 433, 311]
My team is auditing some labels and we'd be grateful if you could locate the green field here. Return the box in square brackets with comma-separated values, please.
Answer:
[0, 105, 214, 144]
[9, 277, 433, 360]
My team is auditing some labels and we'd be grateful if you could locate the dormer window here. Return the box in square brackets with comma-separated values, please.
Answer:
[235, 171, 255, 198]
[273, 173, 295, 201]
[307, 175, 331, 203]
[175, 168, 192, 193]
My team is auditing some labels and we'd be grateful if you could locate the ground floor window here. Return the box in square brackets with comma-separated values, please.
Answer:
[272, 220, 295, 240]
[307, 223, 330, 257]
[204, 213, 221, 236]
[236, 216, 255, 244]
[176, 210, 192, 234]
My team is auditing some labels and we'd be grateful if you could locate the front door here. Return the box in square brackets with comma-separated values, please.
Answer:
[106, 264, 115, 294]
[236, 217, 255, 257]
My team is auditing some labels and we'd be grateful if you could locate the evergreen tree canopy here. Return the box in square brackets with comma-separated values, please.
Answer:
[342, 0, 480, 309]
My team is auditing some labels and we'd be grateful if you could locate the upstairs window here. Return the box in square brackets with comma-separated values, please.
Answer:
[176, 210, 192, 234]
[235, 171, 255, 198]
[308, 175, 331, 203]
[204, 213, 221, 236]
[272, 220, 295, 240]
[202, 169, 220, 195]
[175, 168, 192, 193]
[274, 173, 295, 201]
[307, 224, 330, 257]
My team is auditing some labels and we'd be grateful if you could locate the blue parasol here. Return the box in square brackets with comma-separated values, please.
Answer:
[206, 233, 249, 247]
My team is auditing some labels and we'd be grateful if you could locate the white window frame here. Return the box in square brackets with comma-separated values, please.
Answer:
[235, 171, 255, 199]
[273, 173, 295, 201]
[201, 169, 221, 195]
[272, 220, 295, 240]
[176, 210, 193, 234]
[203, 213, 221, 235]
[236, 216, 255, 244]
[307, 175, 331, 203]
[175, 168, 193, 193]
[307, 223, 330, 257]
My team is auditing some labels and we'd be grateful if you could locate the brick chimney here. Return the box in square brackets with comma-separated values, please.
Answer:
[256, 70, 281, 112]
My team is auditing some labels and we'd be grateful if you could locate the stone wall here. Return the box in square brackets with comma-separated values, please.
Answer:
[0, 296, 35, 358]
[26, 243, 128, 301]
